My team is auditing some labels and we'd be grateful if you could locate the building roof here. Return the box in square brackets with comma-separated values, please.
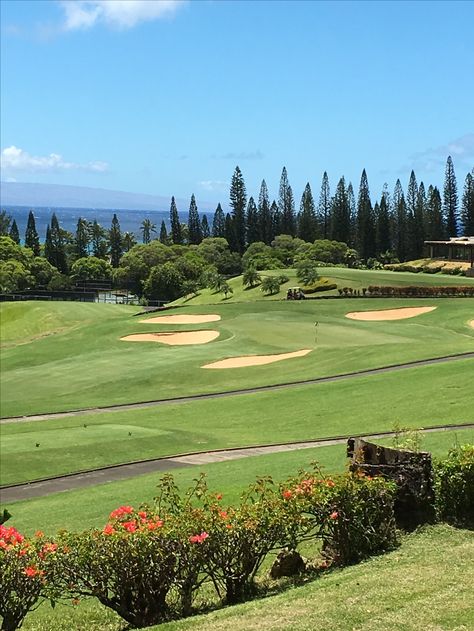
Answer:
[424, 237, 474, 246]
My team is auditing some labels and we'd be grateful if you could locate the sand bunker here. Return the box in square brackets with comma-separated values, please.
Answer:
[469, 320, 474, 329]
[139, 314, 221, 324]
[345, 306, 437, 321]
[202, 349, 312, 369]
[121, 330, 219, 345]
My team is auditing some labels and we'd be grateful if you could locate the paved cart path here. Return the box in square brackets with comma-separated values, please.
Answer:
[2, 423, 473, 503]
[2, 351, 473, 424]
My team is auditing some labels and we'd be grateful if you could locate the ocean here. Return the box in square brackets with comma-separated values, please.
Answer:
[3, 205, 194, 242]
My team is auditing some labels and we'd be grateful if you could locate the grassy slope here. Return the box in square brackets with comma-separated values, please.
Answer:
[1, 296, 473, 416]
[17, 524, 474, 631]
[7, 428, 474, 536]
[172, 266, 474, 305]
[2, 360, 473, 484]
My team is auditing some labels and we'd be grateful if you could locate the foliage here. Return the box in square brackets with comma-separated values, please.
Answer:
[143, 262, 185, 302]
[242, 266, 261, 288]
[300, 279, 337, 294]
[70, 257, 112, 281]
[434, 444, 474, 526]
[260, 275, 280, 295]
[0, 260, 33, 293]
[296, 261, 319, 286]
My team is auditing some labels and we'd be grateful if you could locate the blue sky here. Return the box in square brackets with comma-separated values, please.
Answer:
[1, 0, 473, 209]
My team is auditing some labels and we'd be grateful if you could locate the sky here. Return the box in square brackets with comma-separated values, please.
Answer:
[1, 0, 473, 210]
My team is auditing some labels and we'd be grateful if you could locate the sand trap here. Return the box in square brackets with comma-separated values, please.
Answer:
[139, 314, 221, 324]
[121, 331, 219, 345]
[203, 349, 312, 369]
[345, 306, 437, 321]
[469, 320, 474, 329]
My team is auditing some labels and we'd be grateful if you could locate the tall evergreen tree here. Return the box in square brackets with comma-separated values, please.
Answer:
[75, 217, 90, 258]
[347, 182, 356, 246]
[0, 210, 11, 236]
[109, 213, 123, 268]
[25, 210, 40, 256]
[330, 177, 351, 244]
[224, 212, 237, 250]
[405, 171, 418, 260]
[414, 182, 427, 256]
[317, 171, 331, 239]
[376, 187, 391, 256]
[44, 225, 53, 265]
[212, 203, 226, 238]
[187, 194, 202, 244]
[258, 179, 273, 244]
[392, 179, 407, 261]
[159, 220, 168, 244]
[122, 232, 137, 252]
[47, 213, 68, 273]
[356, 169, 375, 260]
[9, 219, 20, 245]
[271, 200, 281, 238]
[201, 214, 210, 239]
[278, 167, 296, 235]
[425, 186, 445, 241]
[443, 156, 459, 237]
[246, 197, 259, 244]
[91, 220, 108, 259]
[229, 166, 247, 252]
[140, 219, 156, 244]
[297, 182, 317, 242]
[170, 196, 183, 245]
[461, 170, 474, 235]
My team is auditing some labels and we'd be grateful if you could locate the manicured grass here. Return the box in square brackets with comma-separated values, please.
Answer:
[1, 296, 473, 416]
[173, 266, 474, 305]
[2, 360, 473, 485]
[16, 523, 474, 631]
[7, 427, 473, 536]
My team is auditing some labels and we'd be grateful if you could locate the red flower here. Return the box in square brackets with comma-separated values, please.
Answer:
[189, 531, 209, 544]
[24, 566, 38, 578]
[282, 489, 293, 500]
[219, 510, 228, 520]
[123, 520, 137, 533]
[34, 530, 44, 538]
[103, 524, 115, 536]
[138, 511, 147, 520]
[329, 511, 339, 520]
[110, 505, 134, 520]
[147, 519, 163, 531]
[216, 493, 223, 501]
[325, 480, 335, 488]
[42, 543, 58, 554]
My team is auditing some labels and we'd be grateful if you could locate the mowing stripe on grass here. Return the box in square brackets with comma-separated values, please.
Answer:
[2, 351, 473, 423]
[2, 422, 472, 502]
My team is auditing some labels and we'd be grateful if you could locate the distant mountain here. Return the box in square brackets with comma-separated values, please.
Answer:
[0, 181, 215, 213]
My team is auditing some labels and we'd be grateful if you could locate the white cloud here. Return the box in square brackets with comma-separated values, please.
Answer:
[199, 180, 228, 192]
[1, 146, 109, 173]
[406, 133, 474, 173]
[59, 0, 186, 31]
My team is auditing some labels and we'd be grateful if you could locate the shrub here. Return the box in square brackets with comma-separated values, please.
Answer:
[0, 528, 57, 631]
[301, 279, 337, 294]
[434, 444, 474, 527]
[260, 276, 281, 295]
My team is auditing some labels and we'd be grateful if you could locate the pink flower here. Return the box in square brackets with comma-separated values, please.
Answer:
[329, 511, 339, 520]
[189, 532, 209, 544]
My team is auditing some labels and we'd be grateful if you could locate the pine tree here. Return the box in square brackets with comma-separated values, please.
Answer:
[212, 203, 226, 238]
[317, 171, 331, 239]
[229, 166, 247, 252]
[25, 210, 40, 256]
[258, 180, 273, 244]
[201, 214, 210, 239]
[414, 182, 426, 256]
[170, 196, 183, 245]
[47, 213, 68, 273]
[425, 186, 445, 240]
[9, 219, 20, 245]
[278, 167, 296, 236]
[297, 182, 317, 242]
[356, 169, 375, 260]
[443, 156, 458, 237]
[75, 217, 90, 258]
[159, 220, 168, 244]
[44, 225, 53, 264]
[392, 179, 407, 261]
[461, 171, 474, 235]
[347, 182, 356, 246]
[271, 200, 281, 238]
[109, 213, 123, 268]
[246, 197, 259, 244]
[376, 187, 391, 256]
[224, 212, 237, 250]
[330, 177, 351, 244]
[91, 220, 108, 259]
[405, 171, 418, 260]
[187, 194, 202, 245]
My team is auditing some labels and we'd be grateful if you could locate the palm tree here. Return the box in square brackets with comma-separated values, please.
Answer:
[140, 219, 157, 244]
[242, 266, 262, 288]
[296, 261, 319, 286]
[122, 231, 137, 252]
[260, 276, 281, 295]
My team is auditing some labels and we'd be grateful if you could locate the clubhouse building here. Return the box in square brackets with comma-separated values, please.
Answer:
[424, 236, 474, 277]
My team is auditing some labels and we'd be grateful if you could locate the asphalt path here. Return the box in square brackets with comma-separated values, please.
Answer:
[2, 351, 473, 424]
[2, 423, 473, 503]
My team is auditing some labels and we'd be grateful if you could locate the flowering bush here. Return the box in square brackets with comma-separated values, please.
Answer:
[281, 470, 398, 566]
[434, 444, 474, 526]
[53, 506, 180, 628]
[0, 527, 56, 631]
